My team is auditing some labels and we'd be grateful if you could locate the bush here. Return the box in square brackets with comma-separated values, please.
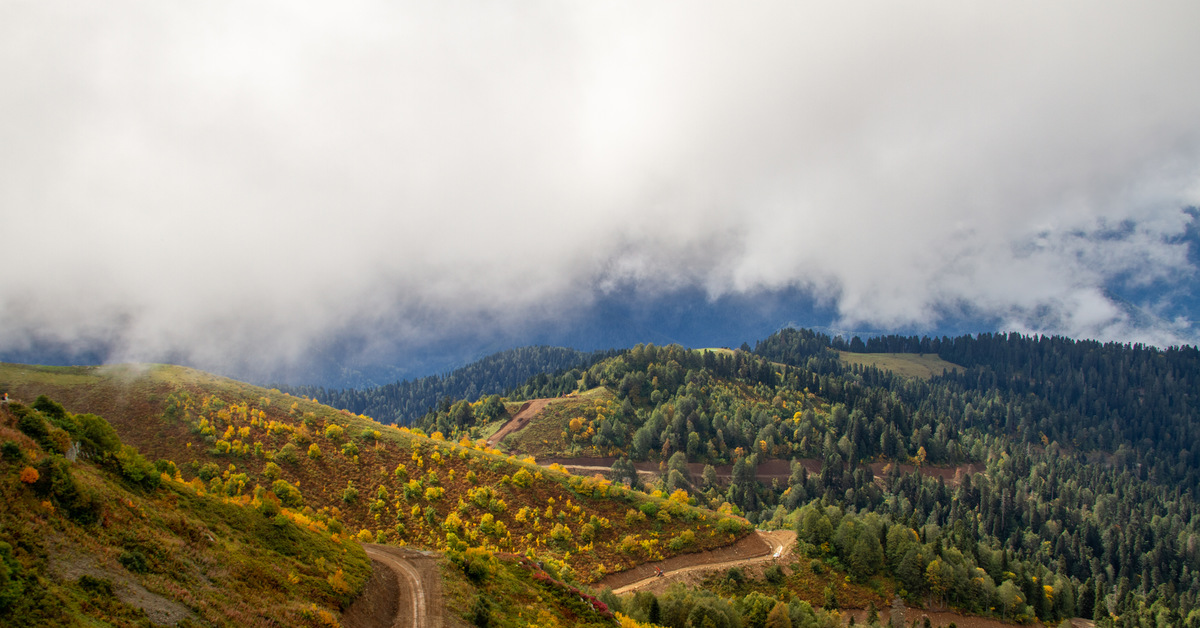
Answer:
[114, 445, 160, 490]
[74, 413, 121, 455]
[263, 461, 282, 481]
[271, 479, 303, 508]
[668, 530, 695, 551]
[511, 468, 533, 488]
[0, 441, 23, 461]
[764, 564, 786, 584]
[197, 462, 221, 481]
[550, 523, 573, 548]
[275, 443, 299, 464]
[35, 456, 101, 524]
[16, 411, 48, 445]
[77, 574, 112, 597]
[471, 595, 492, 627]
[118, 550, 149, 574]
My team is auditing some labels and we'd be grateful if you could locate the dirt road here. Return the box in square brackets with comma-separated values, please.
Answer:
[600, 530, 796, 596]
[343, 545, 444, 628]
[486, 398, 552, 447]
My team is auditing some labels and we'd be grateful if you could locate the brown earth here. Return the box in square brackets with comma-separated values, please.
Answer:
[840, 606, 1085, 628]
[487, 399, 552, 447]
[605, 530, 797, 596]
[596, 530, 787, 593]
[343, 545, 444, 628]
[542, 456, 979, 488]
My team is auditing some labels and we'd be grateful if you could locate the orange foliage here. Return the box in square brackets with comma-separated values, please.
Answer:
[19, 466, 39, 484]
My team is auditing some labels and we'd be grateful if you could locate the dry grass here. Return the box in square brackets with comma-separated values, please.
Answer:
[836, 352, 963, 380]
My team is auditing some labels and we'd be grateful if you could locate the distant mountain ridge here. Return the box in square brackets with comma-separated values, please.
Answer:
[277, 345, 620, 425]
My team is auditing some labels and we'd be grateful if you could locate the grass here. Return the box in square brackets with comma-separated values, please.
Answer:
[836, 352, 963, 380]
[503, 388, 616, 458]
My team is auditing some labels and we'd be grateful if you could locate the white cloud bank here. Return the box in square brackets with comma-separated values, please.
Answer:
[2, 1, 1199, 374]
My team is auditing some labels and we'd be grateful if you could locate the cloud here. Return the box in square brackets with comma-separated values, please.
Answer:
[2, 1, 1199, 377]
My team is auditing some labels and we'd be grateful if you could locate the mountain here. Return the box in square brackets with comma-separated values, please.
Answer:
[278, 345, 617, 426]
[0, 361, 757, 626]
[416, 332, 1200, 625]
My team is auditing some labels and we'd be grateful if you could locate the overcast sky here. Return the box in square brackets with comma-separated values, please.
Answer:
[3, 1, 1199, 377]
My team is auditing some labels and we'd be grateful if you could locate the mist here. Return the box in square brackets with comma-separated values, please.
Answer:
[3, 1, 1199, 381]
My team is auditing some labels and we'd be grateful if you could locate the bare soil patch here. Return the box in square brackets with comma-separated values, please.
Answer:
[345, 545, 444, 628]
[487, 399, 552, 447]
[597, 530, 789, 593]
[841, 606, 1069, 628]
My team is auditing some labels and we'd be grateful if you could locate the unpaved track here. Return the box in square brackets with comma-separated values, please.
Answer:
[344, 545, 443, 628]
[486, 398, 552, 447]
[601, 530, 796, 595]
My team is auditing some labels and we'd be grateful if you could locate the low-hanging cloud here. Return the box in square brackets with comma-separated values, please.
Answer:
[2, 1, 1199, 378]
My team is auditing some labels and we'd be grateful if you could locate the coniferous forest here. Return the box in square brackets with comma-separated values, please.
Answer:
[279, 346, 616, 426]
[415, 329, 1200, 626]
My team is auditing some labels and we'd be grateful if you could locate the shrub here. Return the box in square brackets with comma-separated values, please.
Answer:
[1, 441, 23, 461]
[77, 574, 113, 597]
[668, 530, 695, 551]
[35, 456, 101, 524]
[263, 461, 282, 481]
[19, 467, 39, 484]
[271, 479, 303, 508]
[324, 424, 344, 443]
[276, 443, 299, 464]
[74, 413, 121, 455]
[115, 445, 160, 490]
[511, 468, 534, 488]
[16, 412, 48, 445]
[307, 443, 323, 461]
[764, 564, 786, 584]
[341, 481, 358, 504]
[258, 495, 281, 517]
[118, 550, 149, 574]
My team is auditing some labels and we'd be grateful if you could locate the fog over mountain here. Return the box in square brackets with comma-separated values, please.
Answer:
[2, 2, 1199, 383]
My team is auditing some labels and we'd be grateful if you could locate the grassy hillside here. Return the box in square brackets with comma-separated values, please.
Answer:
[835, 351, 962, 379]
[0, 396, 369, 627]
[0, 363, 752, 591]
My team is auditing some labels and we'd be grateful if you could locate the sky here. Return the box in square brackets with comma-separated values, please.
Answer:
[3, 2, 1200, 384]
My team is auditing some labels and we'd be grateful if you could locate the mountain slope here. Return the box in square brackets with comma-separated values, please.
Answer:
[0, 395, 369, 626]
[279, 345, 618, 426]
[0, 363, 752, 591]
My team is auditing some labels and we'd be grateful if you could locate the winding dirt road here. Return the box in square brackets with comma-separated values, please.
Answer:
[343, 545, 444, 628]
[601, 530, 796, 596]
[486, 398, 552, 447]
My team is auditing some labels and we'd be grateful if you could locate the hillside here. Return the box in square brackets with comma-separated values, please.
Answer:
[0, 395, 370, 626]
[415, 334, 1200, 626]
[278, 346, 618, 426]
[0, 362, 756, 625]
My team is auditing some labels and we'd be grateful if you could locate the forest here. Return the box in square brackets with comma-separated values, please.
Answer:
[415, 329, 1200, 626]
[279, 346, 616, 426]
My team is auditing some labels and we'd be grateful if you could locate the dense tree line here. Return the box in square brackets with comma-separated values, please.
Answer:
[279, 346, 616, 425]
[419, 329, 1200, 624]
